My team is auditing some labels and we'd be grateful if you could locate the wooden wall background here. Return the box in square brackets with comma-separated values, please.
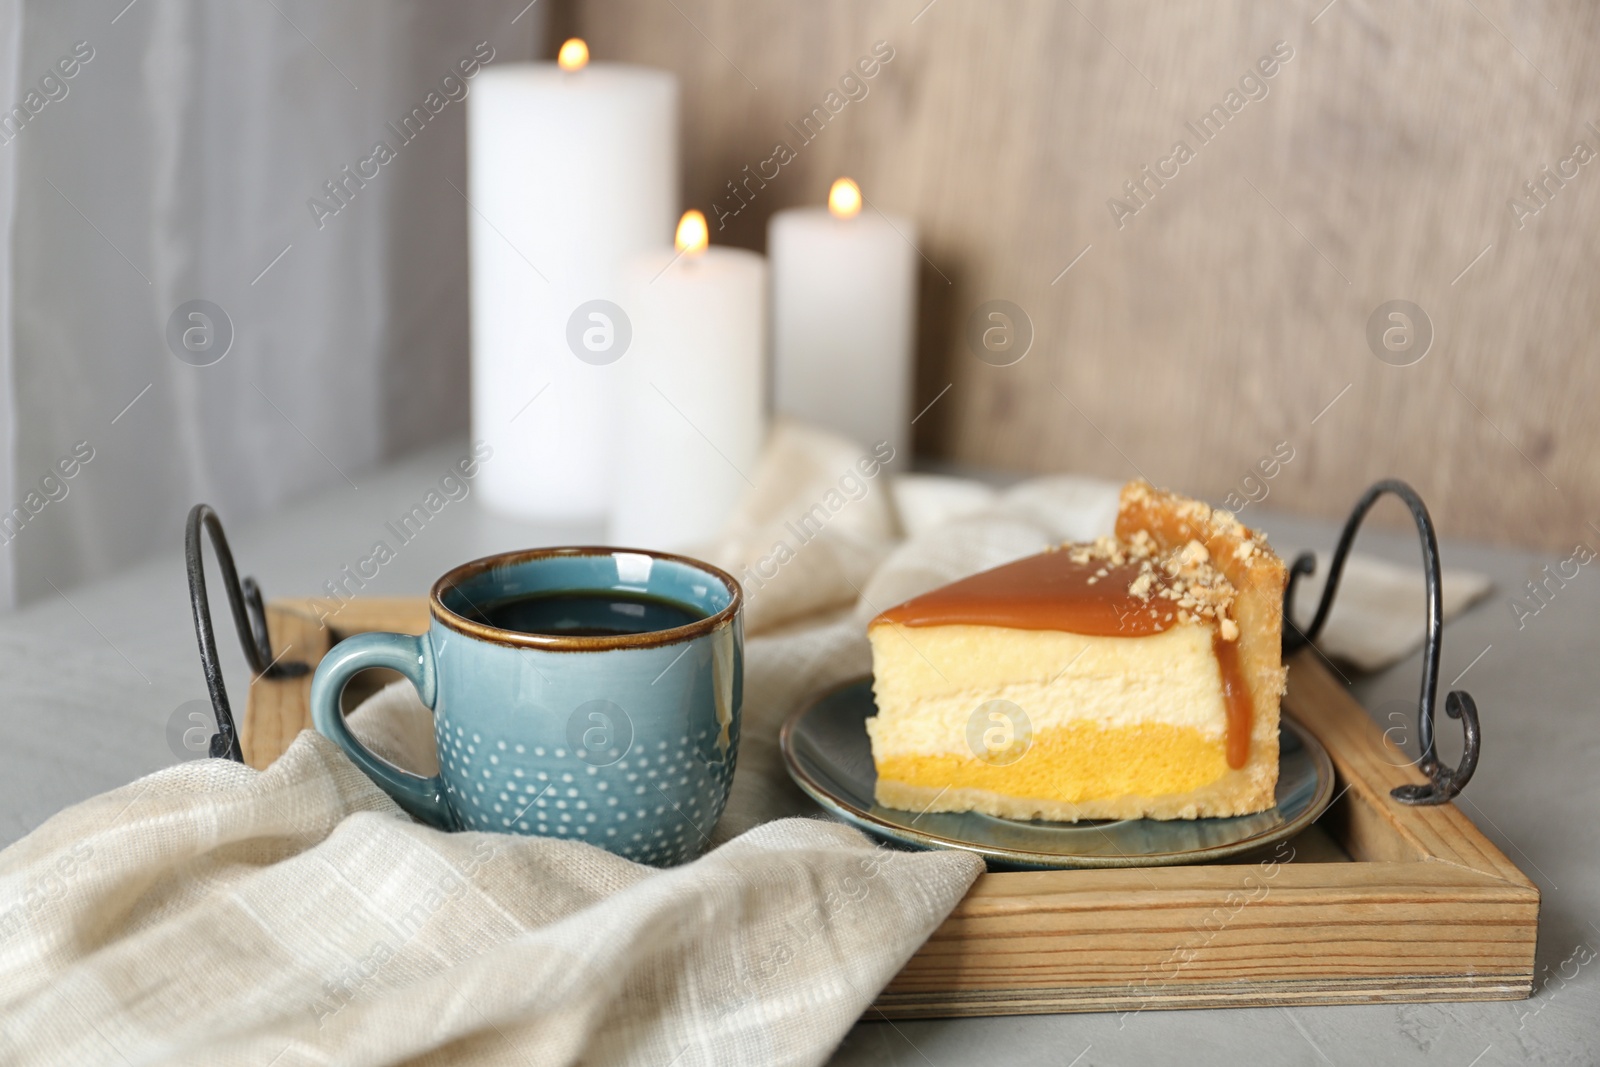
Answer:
[570, 0, 1600, 550]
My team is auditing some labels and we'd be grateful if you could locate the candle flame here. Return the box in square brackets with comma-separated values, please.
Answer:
[675, 210, 708, 256]
[558, 38, 590, 71]
[828, 177, 862, 219]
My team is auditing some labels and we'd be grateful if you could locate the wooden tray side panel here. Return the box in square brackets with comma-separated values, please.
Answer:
[877, 864, 1536, 1017]
[243, 601, 1539, 1016]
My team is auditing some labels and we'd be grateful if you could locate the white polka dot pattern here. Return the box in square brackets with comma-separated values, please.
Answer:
[435, 716, 740, 865]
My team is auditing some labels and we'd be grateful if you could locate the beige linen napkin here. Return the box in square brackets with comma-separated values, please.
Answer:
[1281, 551, 1493, 672]
[0, 420, 1493, 1065]
[0, 735, 979, 1066]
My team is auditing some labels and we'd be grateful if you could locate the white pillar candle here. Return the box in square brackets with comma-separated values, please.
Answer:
[468, 40, 677, 522]
[611, 212, 767, 549]
[769, 179, 917, 457]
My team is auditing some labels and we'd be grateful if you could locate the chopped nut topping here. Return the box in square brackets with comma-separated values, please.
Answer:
[1177, 539, 1209, 567]
[1057, 519, 1241, 634]
[1108, 478, 1284, 644]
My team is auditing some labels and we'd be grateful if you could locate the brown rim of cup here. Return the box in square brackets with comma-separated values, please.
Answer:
[429, 546, 744, 652]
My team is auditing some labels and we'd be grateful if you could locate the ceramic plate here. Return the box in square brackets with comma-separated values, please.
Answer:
[780, 677, 1336, 869]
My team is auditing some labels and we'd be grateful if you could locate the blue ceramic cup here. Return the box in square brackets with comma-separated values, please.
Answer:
[310, 547, 743, 865]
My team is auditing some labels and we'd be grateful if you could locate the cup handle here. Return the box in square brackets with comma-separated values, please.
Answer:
[310, 631, 455, 830]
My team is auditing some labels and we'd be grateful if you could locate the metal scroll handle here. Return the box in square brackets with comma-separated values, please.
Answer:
[1281, 479, 1480, 805]
[185, 504, 308, 762]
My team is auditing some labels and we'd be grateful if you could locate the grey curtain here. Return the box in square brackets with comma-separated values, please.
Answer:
[0, 0, 543, 606]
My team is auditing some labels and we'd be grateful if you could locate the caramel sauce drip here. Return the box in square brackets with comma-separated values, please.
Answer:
[1211, 630, 1252, 769]
[874, 549, 1253, 767]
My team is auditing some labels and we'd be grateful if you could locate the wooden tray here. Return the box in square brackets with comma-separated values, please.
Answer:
[244, 597, 1538, 1017]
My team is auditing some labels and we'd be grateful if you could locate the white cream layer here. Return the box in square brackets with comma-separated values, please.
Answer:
[866, 621, 1228, 760]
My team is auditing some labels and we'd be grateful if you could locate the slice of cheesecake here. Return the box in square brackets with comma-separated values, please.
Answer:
[866, 480, 1287, 821]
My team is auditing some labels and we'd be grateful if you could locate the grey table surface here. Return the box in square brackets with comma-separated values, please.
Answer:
[1, 440, 1594, 1066]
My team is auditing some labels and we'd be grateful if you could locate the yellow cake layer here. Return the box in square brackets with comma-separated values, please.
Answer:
[875, 744, 1278, 822]
[875, 720, 1229, 805]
